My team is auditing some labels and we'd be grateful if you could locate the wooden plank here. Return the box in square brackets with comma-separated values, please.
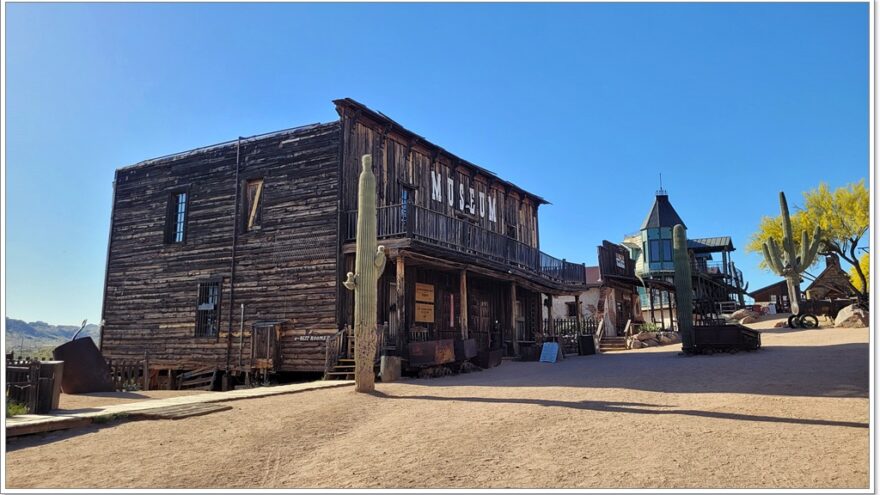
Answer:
[129, 403, 232, 420]
[7, 417, 92, 437]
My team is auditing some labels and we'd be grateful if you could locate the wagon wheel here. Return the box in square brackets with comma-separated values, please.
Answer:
[787, 314, 801, 328]
[798, 313, 819, 329]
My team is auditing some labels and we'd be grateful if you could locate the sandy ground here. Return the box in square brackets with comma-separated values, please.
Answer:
[57, 390, 210, 412]
[6, 319, 869, 489]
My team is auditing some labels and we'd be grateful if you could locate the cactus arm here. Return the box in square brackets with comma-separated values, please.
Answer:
[802, 226, 822, 270]
[374, 246, 387, 277]
[766, 239, 785, 274]
[343, 272, 357, 291]
[762, 242, 782, 275]
[797, 230, 809, 270]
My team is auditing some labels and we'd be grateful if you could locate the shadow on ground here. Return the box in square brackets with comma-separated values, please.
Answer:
[404, 341, 869, 399]
[370, 392, 868, 429]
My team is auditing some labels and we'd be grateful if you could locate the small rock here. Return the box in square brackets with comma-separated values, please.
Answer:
[630, 340, 644, 349]
[636, 332, 656, 341]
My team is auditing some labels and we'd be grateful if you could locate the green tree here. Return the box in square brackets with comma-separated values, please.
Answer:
[747, 180, 869, 301]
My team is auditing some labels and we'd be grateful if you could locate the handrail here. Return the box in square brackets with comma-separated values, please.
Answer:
[323, 327, 347, 379]
[346, 204, 588, 287]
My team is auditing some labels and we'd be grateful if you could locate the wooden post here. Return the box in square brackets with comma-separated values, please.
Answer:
[142, 351, 149, 391]
[396, 256, 406, 351]
[649, 286, 656, 324]
[460, 270, 468, 340]
[659, 291, 666, 329]
[546, 294, 554, 339]
[722, 250, 730, 276]
[574, 294, 583, 332]
[510, 282, 519, 357]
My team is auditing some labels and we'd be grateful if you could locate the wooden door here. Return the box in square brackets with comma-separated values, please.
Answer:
[252, 324, 279, 371]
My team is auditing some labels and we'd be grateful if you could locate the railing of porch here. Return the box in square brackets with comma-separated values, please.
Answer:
[345, 204, 587, 287]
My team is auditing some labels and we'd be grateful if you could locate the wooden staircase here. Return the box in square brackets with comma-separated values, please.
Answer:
[325, 358, 356, 379]
[599, 336, 628, 353]
[323, 325, 387, 380]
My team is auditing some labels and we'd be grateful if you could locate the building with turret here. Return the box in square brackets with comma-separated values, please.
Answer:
[622, 188, 748, 324]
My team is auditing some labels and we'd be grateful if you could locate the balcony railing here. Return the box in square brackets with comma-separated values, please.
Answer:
[345, 204, 587, 287]
[638, 258, 744, 289]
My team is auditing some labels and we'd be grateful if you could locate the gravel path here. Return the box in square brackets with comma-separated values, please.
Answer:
[5, 324, 869, 489]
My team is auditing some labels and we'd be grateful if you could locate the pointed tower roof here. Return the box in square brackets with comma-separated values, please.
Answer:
[641, 191, 686, 230]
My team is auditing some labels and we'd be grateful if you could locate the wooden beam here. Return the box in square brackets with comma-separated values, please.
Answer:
[574, 294, 583, 331]
[649, 287, 656, 324]
[546, 294, 554, 338]
[460, 270, 468, 340]
[396, 256, 406, 351]
[510, 282, 519, 357]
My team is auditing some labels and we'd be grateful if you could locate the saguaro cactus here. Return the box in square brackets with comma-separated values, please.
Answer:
[672, 224, 695, 352]
[343, 154, 387, 393]
[760, 191, 821, 316]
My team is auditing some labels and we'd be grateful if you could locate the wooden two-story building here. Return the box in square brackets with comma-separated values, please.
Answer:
[100, 99, 589, 380]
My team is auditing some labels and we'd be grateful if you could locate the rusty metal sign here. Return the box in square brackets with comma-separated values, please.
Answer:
[52, 338, 115, 394]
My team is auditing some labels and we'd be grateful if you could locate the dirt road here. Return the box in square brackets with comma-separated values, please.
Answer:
[5, 323, 869, 489]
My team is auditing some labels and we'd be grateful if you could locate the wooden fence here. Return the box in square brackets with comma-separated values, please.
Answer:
[5, 358, 41, 413]
[105, 358, 150, 392]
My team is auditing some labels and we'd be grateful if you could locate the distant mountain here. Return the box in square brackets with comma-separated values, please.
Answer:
[4, 318, 100, 356]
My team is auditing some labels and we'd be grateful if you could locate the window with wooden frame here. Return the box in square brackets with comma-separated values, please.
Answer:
[165, 191, 188, 244]
[243, 179, 264, 232]
[195, 281, 221, 337]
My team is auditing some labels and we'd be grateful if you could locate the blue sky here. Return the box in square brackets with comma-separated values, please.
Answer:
[5, 3, 869, 325]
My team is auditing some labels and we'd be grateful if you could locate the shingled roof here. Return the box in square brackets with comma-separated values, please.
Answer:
[640, 192, 686, 230]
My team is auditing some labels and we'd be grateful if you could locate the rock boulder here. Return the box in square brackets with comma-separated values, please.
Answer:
[834, 304, 869, 328]
[731, 308, 760, 321]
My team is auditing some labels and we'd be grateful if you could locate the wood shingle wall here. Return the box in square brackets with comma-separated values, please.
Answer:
[101, 122, 341, 372]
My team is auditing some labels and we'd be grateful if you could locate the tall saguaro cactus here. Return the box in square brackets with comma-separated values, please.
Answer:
[343, 154, 387, 393]
[760, 191, 821, 316]
[673, 224, 695, 352]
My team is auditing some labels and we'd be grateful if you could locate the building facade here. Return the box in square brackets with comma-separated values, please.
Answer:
[100, 99, 589, 377]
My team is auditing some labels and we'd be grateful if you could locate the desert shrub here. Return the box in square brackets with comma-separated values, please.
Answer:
[6, 401, 28, 417]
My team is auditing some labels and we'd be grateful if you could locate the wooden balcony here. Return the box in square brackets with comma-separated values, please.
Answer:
[639, 260, 745, 289]
[344, 204, 587, 288]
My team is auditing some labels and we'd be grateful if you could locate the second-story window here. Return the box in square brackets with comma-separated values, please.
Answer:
[165, 191, 188, 244]
[243, 179, 264, 231]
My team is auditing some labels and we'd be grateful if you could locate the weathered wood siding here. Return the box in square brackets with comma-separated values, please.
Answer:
[337, 103, 541, 248]
[102, 122, 341, 372]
